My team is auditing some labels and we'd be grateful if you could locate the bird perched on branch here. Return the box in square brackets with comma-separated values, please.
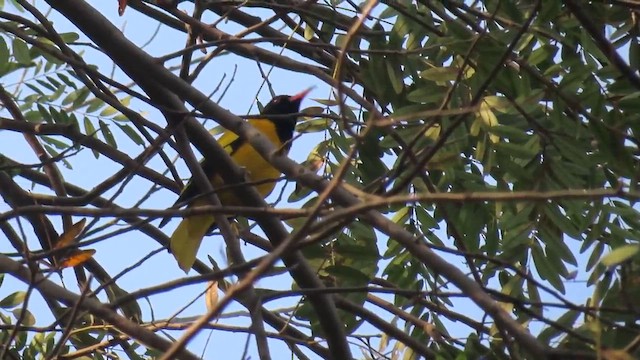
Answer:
[165, 88, 312, 272]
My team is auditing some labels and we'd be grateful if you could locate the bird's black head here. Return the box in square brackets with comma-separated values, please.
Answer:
[260, 88, 312, 144]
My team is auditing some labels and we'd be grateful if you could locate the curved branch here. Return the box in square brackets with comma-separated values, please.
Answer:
[0, 255, 201, 360]
[17, 165, 334, 358]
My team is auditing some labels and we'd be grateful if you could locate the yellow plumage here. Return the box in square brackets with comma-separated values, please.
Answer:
[167, 91, 310, 272]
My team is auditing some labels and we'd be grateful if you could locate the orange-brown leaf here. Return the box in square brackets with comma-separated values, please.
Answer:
[601, 349, 635, 360]
[55, 218, 86, 249]
[58, 249, 96, 268]
[422, 322, 444, 342]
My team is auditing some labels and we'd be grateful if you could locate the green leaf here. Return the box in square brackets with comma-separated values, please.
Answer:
[99, 120, 117, 149]
[419, 66, 459, 82]
[312, 98, 340, 106]
[287, 181, 313, 203]
[406, 86, 445, 104]
[386, 57, 404, 94]
[528, 44, 557, 66]
[12, 38, 30, 64]
[41, 136, 68, 150]
[0, 37, 9, 65]
[116, 123, 144, 146]
[0, 291, 26, 308]
[539, 225, 578, 266]
[297, 117, 330, 133]
[72, 88, 91, 109]
[379, 5, 397, 19]
[601, 244, 640, 267]
[46, 75, 61, 88]
[12, 308, 35, 326]
[48, 106, 62, 123]
[82, 118, 98, 159]
[36, 79, 56, 92]
[59, 32, 80, 43]
[14, 328, 26, 350]
[99, 105, 118, 117]
[489, 125, 529, 141]
[494, 141, 539, 160]
[119, 95, 132, 107]
[36, 104, 52, 123]
[43, 145, 72, 169]
[543, 205, 580, 239]
[48, 84, 66, 102]
[57, 73, 77, 89]
[324, 265, 370, 283]
[538, 310, 579, 342]
[62, 87, 88, 106]
[391, 206, 410, 224]
[85, 98, 106, 113]
[113, 114, 129, 122]
[25, 83, 45, 96]
[83, 116, 97, 136]
[618, 91, 640, 113]
[23, 110, 41, 122]
[105, 284, 142, 323]
[532, 244, 565, 292]
[319, 21, 335, 42]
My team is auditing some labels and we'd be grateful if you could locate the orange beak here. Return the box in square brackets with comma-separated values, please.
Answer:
[290, 86, 314, 102]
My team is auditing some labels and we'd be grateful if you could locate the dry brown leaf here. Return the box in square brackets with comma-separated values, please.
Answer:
[52, 219, 91, 269]
[55, 218, 86, 249]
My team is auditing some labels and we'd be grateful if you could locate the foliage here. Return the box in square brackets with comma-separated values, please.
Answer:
[0, 0, 639, 359]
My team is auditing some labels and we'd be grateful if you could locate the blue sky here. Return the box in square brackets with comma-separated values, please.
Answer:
[0, 1, 350, 358]
[0, 1, 605, 359]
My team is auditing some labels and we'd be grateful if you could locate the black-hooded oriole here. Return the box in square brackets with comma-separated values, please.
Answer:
[167, 88, 311, 272]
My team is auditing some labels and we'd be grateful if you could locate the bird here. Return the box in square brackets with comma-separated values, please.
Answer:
[166, 88, 312, 272]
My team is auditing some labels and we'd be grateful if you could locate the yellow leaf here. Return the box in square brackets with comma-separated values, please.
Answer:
[304, 23, 315, 40]
[479, 101, 499, 128]
[305, 152, 325, 172]
[424, 123, 440, 140]
[205, 281, 219, 312]
[470, 118, 481, 136]
[453, 56, 475, 79]
[601, 244, 640, 267]
[483, 95, 512, 113]
[475, 138, 486, 162]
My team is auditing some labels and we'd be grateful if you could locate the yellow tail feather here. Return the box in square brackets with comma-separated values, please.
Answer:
[170, 214, 216, 272]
